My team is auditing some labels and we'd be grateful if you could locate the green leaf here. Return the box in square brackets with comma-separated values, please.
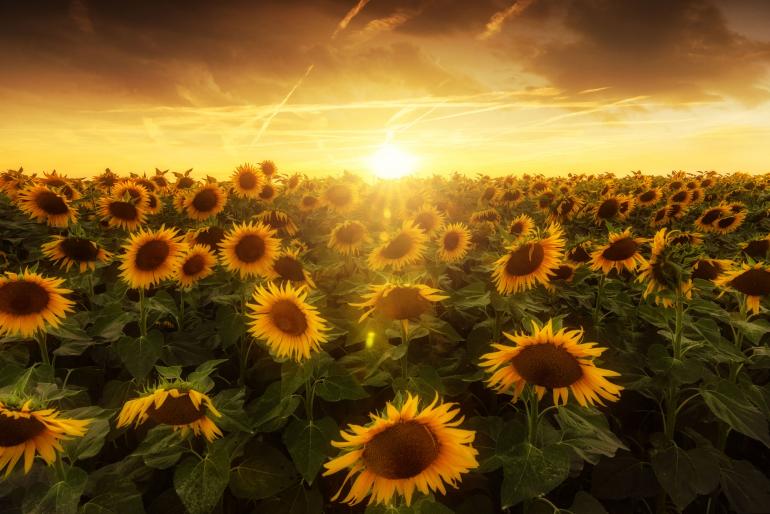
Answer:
[249, 382, 301, 432]
[315, 360, 368, 402]
[701, 380, 770, 448]
[590, 451, 658, 500]
[500, 443, 571, 508]
[254, 482, 324, 514]
[22, 466, 87, 514]
[113, 331, 164, 380]
[215, 305, 245, 349]
[282, 416, 338, 485]
[132, 427, 185, 469]
[63, 406, 111, 461]
[187, 358, 229, 388]
[80, 485, 144, 514]
[173, 439, 231, 514]
[229, 442, 297, 500]
[650, 442, 720, 510]
[719, 456, 770, 514]
[731, 318, 770, 345]
[213, 388, 251, 433]
[556, 405, 627, 464]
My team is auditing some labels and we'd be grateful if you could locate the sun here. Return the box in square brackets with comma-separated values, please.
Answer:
[368, 144, 417, 180]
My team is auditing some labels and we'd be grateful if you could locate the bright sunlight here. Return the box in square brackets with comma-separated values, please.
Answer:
[368, 144, 417, 180]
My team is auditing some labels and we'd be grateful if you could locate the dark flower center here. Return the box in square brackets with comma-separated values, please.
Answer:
[35, 191, 69, 215]
[654, 208, 667, 222]
[177, 177, 194, 189]
[716, 216, 738, 229]
[670, 190, 688, 203]
[601, 238, 638, 261]
[192, 189, 218, 212]
[335, 223, 364, 244]
[235, 234, 266, 263]
[147, 393, 204, 425]
[270, 299, 308, 336]
[108, 201, 139, 220]
[700, 208, 723, 225]
[182, 254, 206, 276]
[639, 190, 656, 202]
[195, 226, 225, 251]
[729, 269, 770, 297]
[512, 343, 584, 388]
[135, 240, 171, 271]
[135, 179, 156, 192]
[0, 411, 47, 446]
[414, 212, 437, 231]
[443, 231, 460, 251]
[473, 210, 500, 223]
[692, 260, 722, 281]
[567, 246, 591, 263]
[148, 195, 158, 209]
[482, 187, 496, 200]
[551, 265, 574, 281]
[743, 240, 770, 259]
[238, 171, 258, 190]
[380, 233, 414, 260]
[363, 421, 440, 479]
[597, 198, 619, 219]
[0, 281, 50, 315]
[510, 222, 525, 235]
[504, 243, 545, 276]
[667, 203, 684, 217]
[262, 212, 288, 230]
[274, 256, 306, 282]
[376, 287, 431, 320]
[60, 238, 99, 261]
[44, 178, 67, 188]
[259, 184, 275, 199]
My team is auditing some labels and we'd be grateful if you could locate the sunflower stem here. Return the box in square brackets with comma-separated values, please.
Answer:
[592, 274, 605, 327]
[53, 455, 68, 482]
[400, 320, 410, 380]
[35, 331, 50, 367]
[526, 388, 540, 445]
[304, 374, 316, 422]
[178, 290, 185, 331]
[138, 288, 148, 338]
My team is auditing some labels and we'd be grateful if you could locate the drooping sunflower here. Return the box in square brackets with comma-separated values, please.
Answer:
[323, 183, 357, 212]
[691, 258, 732, 283]
[694, 206, 728, 232]
[41, 236, 111, 272]
[637, 188, 661, 206]
[508, 214, 534, 239]
[436, 223, 471, 263]
[220, 222, 280, 278]
[176, 245, 217, 288]
[17, 185, 78, 227]
[231, 163, 264, 199]
[566, 241, 593, 264]
[667, 231, 703, 247]
[636, 229, 692, 307]
[591, 228, 647, 274]
[116, 385, 222, 442]
[133, 177, 158, 194]
[594, 195, 626, 224]
[715, 263, 770, 314]
[712, 211, 746, 235]
[299, 194, 320, 212]
[411, 205, 445, 234]
[266, 249, 315, 288]
[351, 283, 448, 325]
[497, 189, 523, 207]
[0, 399, 90, 477]
[491, 224, 565, 295]
[185, 183, 227, 221]
[469, 208, 501, 225]
[549, 195, 583, 223]
[99, 197, 147, 231]
[189, 225, 226, 254]
[149, 169, 170, 191]
[256, 210, 298, 237]
[0, 270, 74, 338]
[119, 226, 186, 289]
[323, 393, 478, 506]
[246, 282, 329, 361]
[329, 221, 368, 256]
[480, 319, 623, 406]
[368, 222, 427, 271]
[549, 263, 576, 284]
[741, 235, 770, 261]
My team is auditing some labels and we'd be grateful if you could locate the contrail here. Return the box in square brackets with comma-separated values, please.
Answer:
[479, 0, 536, 40]
[332, 0, 371, 39]
[357, 8, 417, 39]
[249, 64, 315, 148]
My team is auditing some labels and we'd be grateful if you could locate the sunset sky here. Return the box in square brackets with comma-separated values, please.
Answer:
[2, 0, 770, 178]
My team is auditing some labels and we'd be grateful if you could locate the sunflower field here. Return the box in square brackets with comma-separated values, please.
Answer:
[1, 165, 770, 514]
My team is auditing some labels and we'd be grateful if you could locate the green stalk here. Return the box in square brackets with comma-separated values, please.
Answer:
[592, 274, 606, 326]
[178, 289, 185, 331]
[305, 374, 316, 422]
[400, 320, 410, 379]
[35, 331, 50, 367]
[138, 288, 148, 338]
[526, 388, 540, 445]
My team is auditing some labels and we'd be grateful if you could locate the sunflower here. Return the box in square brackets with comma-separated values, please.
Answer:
[594, 196, 626, 224]
[666, 202, 687, 220]
[469, 208, 501, 225]
[411, 205, 445, 234]
[667, 231, 703, 246]
[688, 187, 705, 204]
[712, 211, 746, 235]
[119, 226, 186, 289]
[549, 263, 576, 283]
[41, 236, 111, 272]
[715, 263, 770, 314]
[497, 189, 523, 207]
[695, 206, 727, 232]
[220, 222, 280, 278]
[549, 196, 583, 223]
[508, 214, 534, 239]
[145, 192, 163, 215]
[99, 197, 147, 231]
[116, 385, 222, 442]
[492, 224, 565, 295]
[480, 319, 622, 406]
[668, 189, 691, 205]
[352, 283, 448, 324]
[257, 182, 278, 202]
[231, 163, 264, 199]
[691, 258, 731, 283]
[185, 183, 227, 221]
[0, 400, 90, 477]
[246, 282, 329, 361]
[0, 270, 74, 338]
[566, 241, 592, 264]
[590, 228, 647, 274]
[17, 185, 78, 227]
[112, 180, 149, 209]
[637, 188, 661, 206]
[323, 393, 478, 506]
[741, 236, 770, 261]
[650, 206, 670, 227]
[368, 222, 427, 271]
[267, 249, 315, 288]
[329, 221, 368, 256]
[260, 160, 277, 179]
[133, 177, 158, 194]
[176, 245, 217, 288]
[481, 185, 498, 203]
[256, 210, 298, 236]
[637, 229, 691, 307]
[174, 171, 196, 190]
[323, 183, 357, 212]
[283, 173, 302, 191]
[149, 170, 170, 191]
[436, 223, 471, 263]
[299, 194, 320, 212]
[189, 225, 226, 254]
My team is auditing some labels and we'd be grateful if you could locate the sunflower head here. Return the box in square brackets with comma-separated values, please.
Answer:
[324, 393, 478, 506]
[267, 249, 315, 288]
[590, 228, 647, 274]
[637, 188, 661, 206]
[323, 183, 357, 212]
[17, 185, 78, 227]
[258, 182, 279, 202]
[715, 263, 770, 314]
[480, 319, 622, 407]
[437, 223, 472, 263]
[411, 205, 445, 234]
[352, 283, 448, 324]
[741, 236, 770, 261]
[0, 270, 74, 337]
[637, 229, 696, 307]
[220, 222, 281, 278]
[691, 258, 731, 283]
[492, 224, 565, 295]
[469, 208, 501, 225]
[176, 244, 217, 288]
[566, 241, 593, 264]
[99, 197, 147, 231]
[231, 163, 264, 198]
[189, 225, 226, 253]
[246, 282, 329, 361]
[368, 222, 427, 271]
[299, 194, 320, 212]
[119, 226, 186, 289]
[256, 210, 298, 236]
[41, 236, 111, 272]
[185, 183, 227, 220]
[260, 160, 277, 178]
[712, 210, 746, 234]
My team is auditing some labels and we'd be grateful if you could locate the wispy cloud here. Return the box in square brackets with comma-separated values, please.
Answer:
[332, 0, 371, 39]
[478, 0, 537, 40]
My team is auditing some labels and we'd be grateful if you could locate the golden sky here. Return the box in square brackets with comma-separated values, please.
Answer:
[2, 0, 770, 178]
